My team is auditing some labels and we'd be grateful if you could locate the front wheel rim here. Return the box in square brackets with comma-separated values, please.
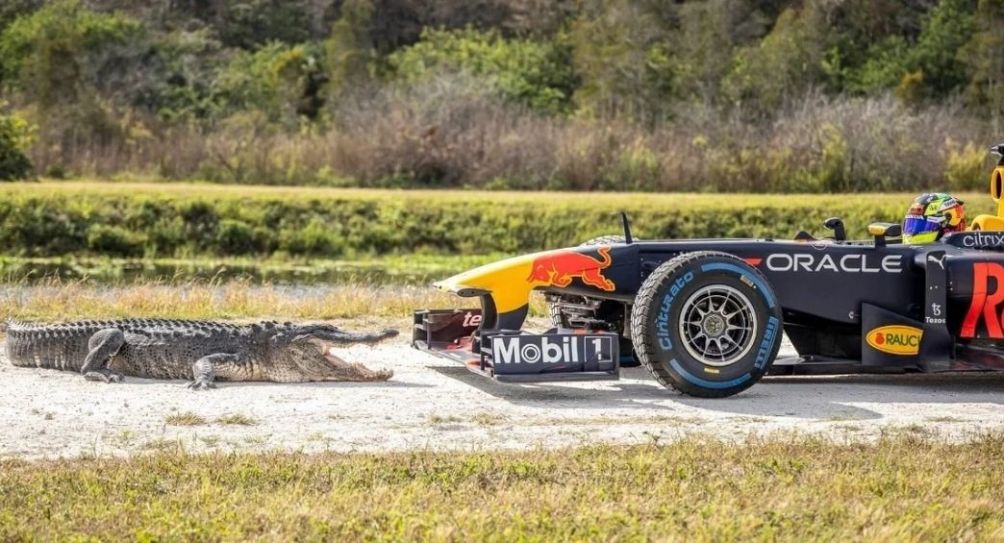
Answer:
[677, 284, 759, 367]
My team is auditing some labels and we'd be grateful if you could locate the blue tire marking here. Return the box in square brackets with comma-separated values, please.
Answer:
[656, 271, 693, 352]
[670, 359, 751, 389]
[755, 316, 780, 369]
[700, 263, 776, 308]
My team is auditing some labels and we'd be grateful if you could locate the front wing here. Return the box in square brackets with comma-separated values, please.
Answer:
[412, 309, 620, 382]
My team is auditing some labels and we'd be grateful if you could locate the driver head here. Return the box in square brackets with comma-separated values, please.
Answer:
[903, 193, 965, 244]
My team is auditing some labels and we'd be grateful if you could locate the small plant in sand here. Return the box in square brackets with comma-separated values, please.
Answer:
[165, 412, 207, 426]
[429, 415, 463, 424]
[216, 414, 257, 426]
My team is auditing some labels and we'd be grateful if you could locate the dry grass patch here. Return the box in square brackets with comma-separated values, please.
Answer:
[0, 280, 549, 321]
[164, 412, 207, 426]
[140, 439, 183, 452]
[927, 416, 965, 423]
[825, 414, 870, 422]
[216, 414, 257, 426]
[199, 436, 221, 447]
[428, 415, 463, 424]
[471, 413, 506, 426]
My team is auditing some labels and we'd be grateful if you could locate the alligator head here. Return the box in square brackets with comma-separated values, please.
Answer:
[266, 324, 397, 382]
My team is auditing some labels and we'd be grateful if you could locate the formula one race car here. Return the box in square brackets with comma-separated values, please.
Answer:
[412, 164, 1004, 398]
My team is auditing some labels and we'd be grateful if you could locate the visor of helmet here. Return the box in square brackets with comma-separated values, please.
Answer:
[903, 215, 943, 237]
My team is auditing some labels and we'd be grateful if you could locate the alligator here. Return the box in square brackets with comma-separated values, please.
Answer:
[4, 319, 398, 389]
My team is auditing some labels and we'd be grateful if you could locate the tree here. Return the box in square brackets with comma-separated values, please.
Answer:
[0, 0, 141, 108]
[570, 0, 679, 122]
[724, 5, 830, 114]
[911, 0, 976, 97]
[839, 0, 975, 99]
[674, 0, 771, 104]
[389, 27, 577, 114]
[214, 0, 313, 48]
[0, 0, 41, 34]
[216, 42, 327, 125]
[325, 0, 378, 100]
[964, 0, 1004, 119]
[130, 27, 228, 124]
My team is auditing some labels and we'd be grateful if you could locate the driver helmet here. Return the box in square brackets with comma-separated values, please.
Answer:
[902, 192, 966, 244]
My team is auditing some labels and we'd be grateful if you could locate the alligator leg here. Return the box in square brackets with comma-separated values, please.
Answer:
[81, 329, 126, 383]
[188, 353, 238, 390]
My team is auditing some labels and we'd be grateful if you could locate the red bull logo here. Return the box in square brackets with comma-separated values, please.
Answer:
[527, 247, 616, 291]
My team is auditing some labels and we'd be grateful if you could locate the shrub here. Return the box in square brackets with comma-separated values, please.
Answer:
[180, 200, 219, 251]
[215, 219, 258, 255]
[27, 89, 988, 193]
[0, 107, 32, 180]
[0, 182, 996, 259]
[86, 224, 146, 257]
[280, 218, 344, 257]
[945, 140, 988, 192]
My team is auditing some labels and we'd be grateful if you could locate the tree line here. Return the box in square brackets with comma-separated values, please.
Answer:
[0, 0, 1000, 191]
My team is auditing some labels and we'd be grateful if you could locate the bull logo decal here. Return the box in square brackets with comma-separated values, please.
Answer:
[527, 247, 616, 292]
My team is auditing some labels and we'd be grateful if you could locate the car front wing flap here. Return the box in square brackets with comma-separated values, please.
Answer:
[412, 308, 620, 382]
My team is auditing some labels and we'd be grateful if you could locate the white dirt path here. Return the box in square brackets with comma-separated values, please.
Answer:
[3, 334, 1004, 459]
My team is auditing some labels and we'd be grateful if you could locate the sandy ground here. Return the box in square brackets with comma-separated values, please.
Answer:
[4, 331, 1004, 459]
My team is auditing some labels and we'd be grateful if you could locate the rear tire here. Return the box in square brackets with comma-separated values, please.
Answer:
[631, 251, 783, 398]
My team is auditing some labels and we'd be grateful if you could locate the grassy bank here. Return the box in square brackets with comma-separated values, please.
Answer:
[1, 182, 992, 259]
[2, 435, 1003, 540]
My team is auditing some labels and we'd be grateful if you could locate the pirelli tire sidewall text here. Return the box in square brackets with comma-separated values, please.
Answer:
[631, 251, 783, 398]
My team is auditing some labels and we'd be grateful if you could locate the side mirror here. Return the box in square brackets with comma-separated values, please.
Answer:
[992, 143, 1004, 165]
[868, 222, 902, 247]
[823, 217, 846, 241]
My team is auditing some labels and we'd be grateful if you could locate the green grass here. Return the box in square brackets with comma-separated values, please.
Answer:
[2, 435, 1003, 540]
[1, 181, 994, 259]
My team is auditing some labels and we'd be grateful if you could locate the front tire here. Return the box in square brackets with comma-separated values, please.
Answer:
[631, 251, 783, 398]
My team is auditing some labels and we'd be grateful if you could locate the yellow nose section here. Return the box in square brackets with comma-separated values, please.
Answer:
[435, 246, 618, 314]
[435, 253, 539, 314]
